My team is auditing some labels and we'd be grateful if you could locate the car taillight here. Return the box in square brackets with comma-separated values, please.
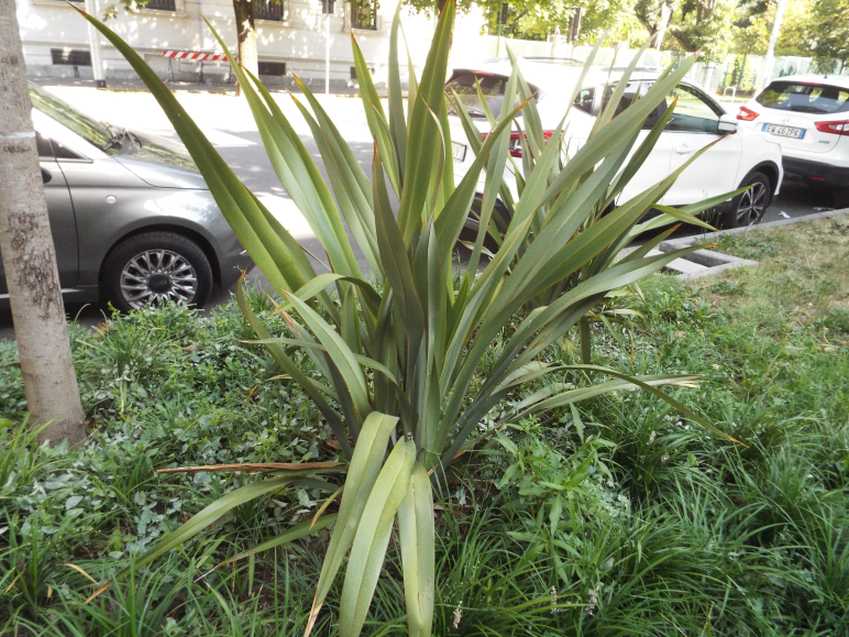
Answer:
[507, 130, 554, 158]
[815, 120, 849, 136]
[737, 106, 759, 121]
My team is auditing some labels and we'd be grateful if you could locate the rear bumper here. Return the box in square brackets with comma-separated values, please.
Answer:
[783, 156, 849, 188]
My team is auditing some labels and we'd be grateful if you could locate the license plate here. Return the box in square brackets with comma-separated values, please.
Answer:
[762, 123, 806, 139]
[451, 141, 467, 162]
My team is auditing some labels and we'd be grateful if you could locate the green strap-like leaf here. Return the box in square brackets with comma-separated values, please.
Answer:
[220, 514, 337, 566]
[235, 279, 349, 455]
[508, 374, 699, 420]
[305, 413, 399, 637]
[352, 35, 401, 194]
[388, 5, 407, 176]
[339, 437, 417, 637]
[281, 290, 372, 426]
[397, 464, 435, 637]
[136, 476, 295, 569]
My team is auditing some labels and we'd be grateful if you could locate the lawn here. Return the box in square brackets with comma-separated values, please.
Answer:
[1, 217, 848, 636]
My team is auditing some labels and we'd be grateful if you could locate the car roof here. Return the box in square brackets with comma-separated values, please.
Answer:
[766, 74, 849, 90]
[447, 62, 706, 98]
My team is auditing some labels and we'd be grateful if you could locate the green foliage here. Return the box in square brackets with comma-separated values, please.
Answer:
[72, 0, 722, 633]
[2, 213, 849, 633]
[809, 0, 849, 70]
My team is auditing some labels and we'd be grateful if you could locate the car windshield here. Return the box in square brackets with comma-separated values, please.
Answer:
[756, 81, 849, 114]
[28, 84, 118, 152]
[28, 83, 197, 171]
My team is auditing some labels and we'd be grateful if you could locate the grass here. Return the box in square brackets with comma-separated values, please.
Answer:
[1, 218, 848, 635]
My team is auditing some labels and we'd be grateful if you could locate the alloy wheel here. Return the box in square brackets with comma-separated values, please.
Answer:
[119, 249, 199, 309]
[735, 181, 769, 226]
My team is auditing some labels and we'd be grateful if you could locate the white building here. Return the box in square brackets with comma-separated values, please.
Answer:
[16, 0, 488, 88]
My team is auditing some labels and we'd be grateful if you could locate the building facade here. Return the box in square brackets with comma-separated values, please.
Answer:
[16, 0, 485, 88]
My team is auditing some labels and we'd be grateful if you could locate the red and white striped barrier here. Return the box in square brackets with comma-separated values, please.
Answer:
[162, 50, 228, 62]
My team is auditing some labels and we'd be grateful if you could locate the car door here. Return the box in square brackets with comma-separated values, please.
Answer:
[0, 132, 78, 296]
[579, 81, 676, 204]
[661, 84, 742, 204]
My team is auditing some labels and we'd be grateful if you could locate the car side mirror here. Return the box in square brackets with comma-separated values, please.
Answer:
[717, 115, 738, 135]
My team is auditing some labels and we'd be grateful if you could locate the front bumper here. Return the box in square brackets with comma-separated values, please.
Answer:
[783, 156, 849, 188]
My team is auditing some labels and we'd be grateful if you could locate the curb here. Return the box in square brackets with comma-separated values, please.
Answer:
[656, 208, 849, 280]
[659, 207, 849, 250]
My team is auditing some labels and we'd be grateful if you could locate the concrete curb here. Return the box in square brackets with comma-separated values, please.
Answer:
[659, 207, 849, 250]
[655, 207, 849, 280]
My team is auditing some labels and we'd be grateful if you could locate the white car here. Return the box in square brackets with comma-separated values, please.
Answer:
[736, 74, 849, 207]
[447, 62, 784, 228]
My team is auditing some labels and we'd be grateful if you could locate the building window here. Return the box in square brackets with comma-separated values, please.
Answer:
[51, 49, 91, 66]
[351, 0, 378, 30]
[144, 0, 177, 10]
[254, 0, 286, 21]
[259, 61, 287, 76]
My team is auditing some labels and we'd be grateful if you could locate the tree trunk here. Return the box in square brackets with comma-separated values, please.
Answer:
[0, 0, 86, 444]
[232, 0, 258, 95]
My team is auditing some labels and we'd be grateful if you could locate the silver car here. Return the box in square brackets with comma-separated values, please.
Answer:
[0, 85, 252, 312]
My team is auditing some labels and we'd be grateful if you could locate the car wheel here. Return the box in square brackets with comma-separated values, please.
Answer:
[102, 231, 213, 312]
[832, 186, 849, 209]
[458, 196, 510, 252]
[720, 171, 773, 229]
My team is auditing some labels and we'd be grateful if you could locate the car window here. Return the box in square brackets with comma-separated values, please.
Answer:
[446, 70, 538, 118]
[589, 82, 668, 129]
[36, 133, 54, 158]
[756, 81, 849, 114]
[667, 85, 720, 133]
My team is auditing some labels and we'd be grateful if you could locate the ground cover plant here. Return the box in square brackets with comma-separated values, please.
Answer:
[63, 1, 740, 635]
[2, 218, 848, 635]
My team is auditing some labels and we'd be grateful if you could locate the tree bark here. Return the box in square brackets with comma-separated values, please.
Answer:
[0, 0, 86, 444]
[232, 0, 258, 95]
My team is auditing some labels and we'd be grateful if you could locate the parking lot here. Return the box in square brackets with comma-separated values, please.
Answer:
[0, 84, 839, 338]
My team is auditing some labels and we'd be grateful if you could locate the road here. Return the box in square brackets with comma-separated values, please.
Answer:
[0, 85, 836, 338]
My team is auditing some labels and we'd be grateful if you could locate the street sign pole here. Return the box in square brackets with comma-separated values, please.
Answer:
[83, 0, 106, 87]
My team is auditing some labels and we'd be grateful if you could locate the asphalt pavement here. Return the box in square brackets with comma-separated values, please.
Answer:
[0, 86, 838, 339]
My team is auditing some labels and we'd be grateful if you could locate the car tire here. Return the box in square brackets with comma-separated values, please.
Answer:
[101, 231, 213, 312]
[832, 186, 849, 210]
[458, 196, 510, 252]
[720, 171, 773, 229]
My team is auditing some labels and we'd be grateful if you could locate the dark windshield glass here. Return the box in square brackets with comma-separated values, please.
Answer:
[446, 70, 538, 118]
[756, 81, 849, 114]
[28, 84, 115, 152]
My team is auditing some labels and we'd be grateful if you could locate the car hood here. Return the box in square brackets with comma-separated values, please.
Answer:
[115, 132, 208, 190]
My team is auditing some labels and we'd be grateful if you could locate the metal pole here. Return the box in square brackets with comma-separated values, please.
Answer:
[83, 0, 106, 87]
[761, 0, 788, 89]
[324, 11, 331, 95]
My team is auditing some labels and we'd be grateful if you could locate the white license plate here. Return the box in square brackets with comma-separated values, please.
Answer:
[451, 141, 467, 162]
[762, 123, 806, 139]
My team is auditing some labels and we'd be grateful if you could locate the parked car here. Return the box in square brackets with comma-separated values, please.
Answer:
[736, 74, 849, 206]
[447, 63, 784, 229]
[0, 85, 251, 312]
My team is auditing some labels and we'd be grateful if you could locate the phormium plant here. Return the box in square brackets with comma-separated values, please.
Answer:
[77, 2, 736, 635]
